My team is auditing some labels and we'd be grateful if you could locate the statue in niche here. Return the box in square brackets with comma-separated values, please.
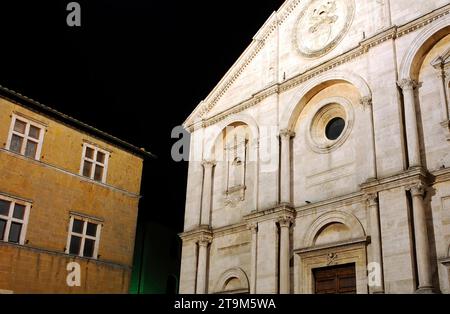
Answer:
[231, 156, 243, 187]
[224, 132, 247, 207]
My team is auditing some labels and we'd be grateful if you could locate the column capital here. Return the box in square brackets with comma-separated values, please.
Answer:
[398, 79, 419, 91]
[407, 183, 426, 197]
[247, 222, 258, 233]
[360, 96, 373, 108]
[365, 193, 379, 207]
[278, 215, 294, 228]
[197, 235, 212, 247]
[202, 160, 216, 169]
[279, 129, 296, 140]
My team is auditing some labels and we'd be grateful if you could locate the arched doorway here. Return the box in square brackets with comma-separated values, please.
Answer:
[294, 211, 368, 294]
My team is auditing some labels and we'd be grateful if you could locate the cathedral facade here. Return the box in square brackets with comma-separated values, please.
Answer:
[180, 0, 450, 294]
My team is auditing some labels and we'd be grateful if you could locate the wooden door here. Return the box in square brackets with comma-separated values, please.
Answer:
[313, 263, 357, 294]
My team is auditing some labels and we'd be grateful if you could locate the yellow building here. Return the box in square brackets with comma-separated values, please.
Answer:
[0, 86, 153, 293]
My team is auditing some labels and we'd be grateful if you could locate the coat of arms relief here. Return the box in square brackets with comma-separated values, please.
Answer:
[294, 0, 355, 58]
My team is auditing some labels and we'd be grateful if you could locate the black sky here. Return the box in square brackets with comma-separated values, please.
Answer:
[0, 0, 285, 231]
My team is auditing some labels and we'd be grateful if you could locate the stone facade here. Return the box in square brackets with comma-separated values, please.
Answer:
[0, 89, 149, 293]
[180, 0, 450, 294]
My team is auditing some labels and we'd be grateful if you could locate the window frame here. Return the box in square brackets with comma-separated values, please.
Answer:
[79, 143, 110, 184]
[0, 194, 31, 245]
[6, 114, 46, 160]
[65, 214, 102, 260]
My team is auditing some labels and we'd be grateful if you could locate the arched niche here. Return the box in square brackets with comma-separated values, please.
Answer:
[314, 222, 353, 246]
[214, 267, 249, 294]
[303, 210, 366, 248]
[204, 114, 259, 161]
[399, 14, 450, 81]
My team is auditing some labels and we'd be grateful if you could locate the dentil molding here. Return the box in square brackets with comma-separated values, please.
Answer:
[184, 4, 450, 132]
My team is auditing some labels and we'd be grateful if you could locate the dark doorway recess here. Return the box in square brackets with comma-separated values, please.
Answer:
[313, 263, 357, 294]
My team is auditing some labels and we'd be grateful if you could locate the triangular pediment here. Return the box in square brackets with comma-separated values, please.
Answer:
[183, 0, 302, 130]
[183, 0, 362, 130]
[431, 46, 450, 68]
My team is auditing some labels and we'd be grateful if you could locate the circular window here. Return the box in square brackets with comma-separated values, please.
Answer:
[306, 97, 354, 154]
[325, 117, 345, 140]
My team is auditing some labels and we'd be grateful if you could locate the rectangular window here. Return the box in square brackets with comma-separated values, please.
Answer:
[0, 195, 31, 245]
[6, 115, 45, 160]
[66, 215, 102, 259]
[80, 143, 109, 183]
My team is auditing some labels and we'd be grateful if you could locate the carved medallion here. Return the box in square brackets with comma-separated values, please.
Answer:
[327, 253, 338, 265]
[293, 0, 355, 58]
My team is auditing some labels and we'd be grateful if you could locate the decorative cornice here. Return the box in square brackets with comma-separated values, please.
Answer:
[432, 167, 450, 184]
[276, 0, 303, 25]
[360, 25, 398, 49]
[184, 4, 450, 132]
[178, 225, 212, 242]
[294, 236, 369, 255]
[190, 0, 308, 124]
[360, 167, 431, 194]
[180, 222, 250, 241]
[179, 167, 450, 242]
[200, 84, 280, 130]
[244, 204, 296, 224]
[196, 15, 279, 120]
[279, 45, 368, 94]
[296, 192, 364, 216]
[295, 168, 440, 213]
[396, 4, 450, 37]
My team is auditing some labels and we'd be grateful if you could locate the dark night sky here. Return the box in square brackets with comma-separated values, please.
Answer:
[0, 0, 285, 232]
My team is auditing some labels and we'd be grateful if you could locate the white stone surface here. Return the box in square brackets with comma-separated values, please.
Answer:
[180, 0, 450, 294]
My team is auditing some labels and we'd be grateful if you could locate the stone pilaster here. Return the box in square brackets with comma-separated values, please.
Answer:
[279, 130, 295, 204]
[398, 79, 421, 168]
[201, 160, 216, 226]
[366, 193, 384, 293]
[278, 215, 294, 294]
[247, 222, 258, 294]
[361, 96, 378, 179]
[436, 69, 449, 122]
[196, 234, 212, 294]
[407, 183, 433, 293]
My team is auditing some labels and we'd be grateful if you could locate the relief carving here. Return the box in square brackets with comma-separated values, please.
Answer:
[327, 252, 338, 265]
[224, 131, 248, 207]
[294, 0, 355, 58]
